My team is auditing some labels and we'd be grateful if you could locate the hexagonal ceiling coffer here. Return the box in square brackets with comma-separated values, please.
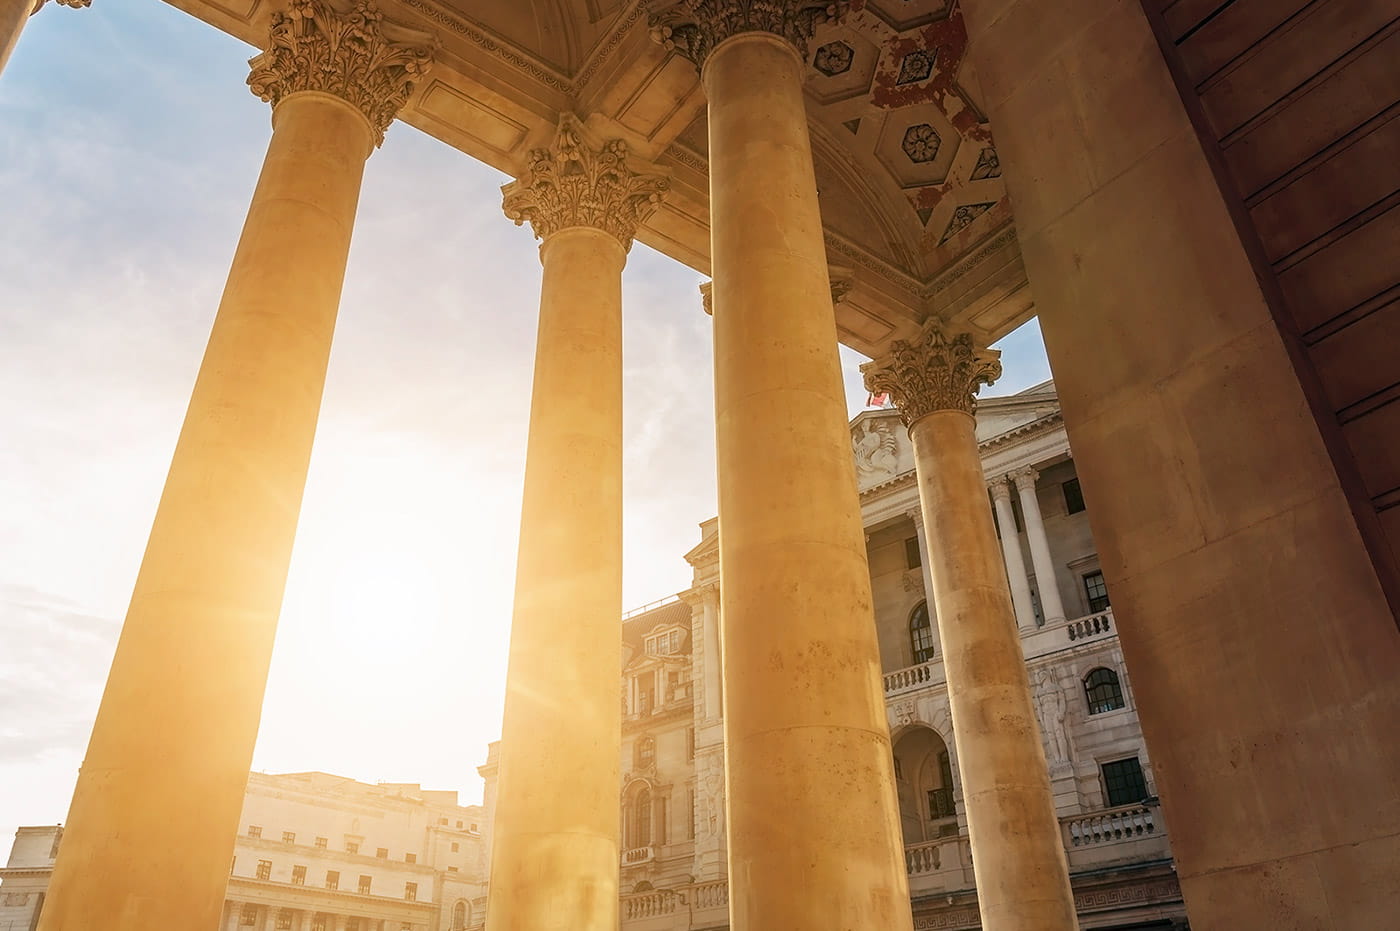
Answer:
[902, 124, 940, 163]
[865, 0, 955, 31]
[813, 41, 853, 77]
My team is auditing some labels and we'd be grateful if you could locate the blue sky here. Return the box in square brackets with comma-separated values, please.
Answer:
[0, 2, 1051, 845]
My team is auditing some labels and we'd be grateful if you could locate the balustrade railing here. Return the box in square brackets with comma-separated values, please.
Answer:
[1065, 609, 1113, 642]
[883, 661, 935, 694]
[1063, 803, 1156, 847]
[622, 889, 678, 919]
[619, 879, 729, 923]
[904, 839, 944, 875]
[622, 845, 654, 865]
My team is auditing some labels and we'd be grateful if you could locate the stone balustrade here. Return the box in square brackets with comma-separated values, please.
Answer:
[622, 889, 679, 919]
[883, 661, 935, 695]
[1063, 803, 1157, 848]
[619, 879, 728, 924]
[621, 845, 654, 865]
[1065, 608, 1114, 642]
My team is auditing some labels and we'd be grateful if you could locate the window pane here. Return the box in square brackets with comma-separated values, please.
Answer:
[909, 602, 934, 663]
[1084, 570, 1110, 612]
[1063, 478, 1086, 514]
[905, 536, 922, 569]
[1102, 757, 1148, 807]
[1084, 667, 1125, 714]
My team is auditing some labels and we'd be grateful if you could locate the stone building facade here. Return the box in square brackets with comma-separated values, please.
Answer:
[0, 773, 488, 931]
[477, 382, 1190, 930]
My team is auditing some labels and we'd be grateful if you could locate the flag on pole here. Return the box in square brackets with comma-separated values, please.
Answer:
[866, 392, 891, 408]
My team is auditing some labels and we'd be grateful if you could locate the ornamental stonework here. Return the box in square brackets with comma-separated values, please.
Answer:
[648, 0, 851, 66]
[861, 320, 1002, 423]
[246, 0, 435, 148]
[502, 116, 670, 251]
[33, 0, 91, 10]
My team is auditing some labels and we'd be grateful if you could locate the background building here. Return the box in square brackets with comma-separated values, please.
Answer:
[1, 774, 488, 931]
[479, 382, 1191, 930]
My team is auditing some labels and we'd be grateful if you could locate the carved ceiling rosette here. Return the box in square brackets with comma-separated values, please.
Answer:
[861, 320, 1002, 424]
[246, 0, 436, 148]
[648, 0, 851, 66]
[501, 115, 670, 251]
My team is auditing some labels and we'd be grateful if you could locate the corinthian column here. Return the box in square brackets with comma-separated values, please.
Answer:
[864, 321, 1077, 931]
[1012, 467, 1067, 625]
[38, 4, 432, 929]
[650, 4, 912, 928]
[486, 115, 667, 931]
[0, 0, 88, 80]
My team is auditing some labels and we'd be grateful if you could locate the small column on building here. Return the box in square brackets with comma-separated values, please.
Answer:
[224, 901, 243, 931]
[35, 3, 434, 929]
[989, 476, 1037, 632]
[0, 0, 87, 79]
[864, 320, 1077, 931]
[1012, 467, 1067, 625]
[651, 4, 912, 928]
[907, 507, 938, 607]
[485, 114, 668, 931]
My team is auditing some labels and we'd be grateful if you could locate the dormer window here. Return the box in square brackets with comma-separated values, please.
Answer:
[645, 628, 683, 655]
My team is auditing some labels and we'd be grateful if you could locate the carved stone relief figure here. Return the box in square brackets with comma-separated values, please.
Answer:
[1034, 668, 1072, 764]
[852, 418, 899, 480]
[699, 753, 725, 839]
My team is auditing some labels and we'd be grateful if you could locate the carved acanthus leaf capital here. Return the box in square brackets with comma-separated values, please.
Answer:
[1010, 466, 1039, 492]
[247, 0, 436, 148]
[987, 477, 1014, 503]
[32, 0, 90, 12]
[699, 280, 713, 315]
[861, 320, 1002, 424]
[648, 0, 850, 67]
[501, 115, 670, 251]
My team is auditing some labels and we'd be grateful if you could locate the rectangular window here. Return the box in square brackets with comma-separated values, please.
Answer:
[291, 865, 306, 886]
[405, 882, 418, 901]
[325, 870, 339, 891]
[456, 820, 463, 828]
[247, 825, 262, 839]
[1084, 570, 1110, 612]
[276, 911, 293, 930]
[314, 836, 327, 849]
[281, 831, 295, 845]
[312, 916, 328, 931]
[686, 726, 695, 761]
[405, 853, 417, 864]
[376, 847, 388, 859]
[688, 790, 696, 840]
[448, 866, 458, 872]
[345, 841, 359, 855]
[451, 842, 459, 852]
[1063, 477, 1086, 514]
[905, 536, 922, 569]
[346, 920, 362, 931]
[240, 904, 258, 926]
[470, 823, 478, 832]
[255, 859, 272, 881]
[358, 875, 372, 895]
[927, 787, 956, 819]
[1101, 757, 1148, 807]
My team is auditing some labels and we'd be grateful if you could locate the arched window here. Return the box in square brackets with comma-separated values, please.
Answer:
[1084, 667, 1125, 714]
[910, 602, 934, 663]
[627, 788, 653, 848]
[451, 901, 468, 929]
[634, 881, 654, 893]
[636, 736, 655, 769]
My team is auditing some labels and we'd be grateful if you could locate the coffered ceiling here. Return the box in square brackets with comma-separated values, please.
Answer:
[164, 0, 1034, 355]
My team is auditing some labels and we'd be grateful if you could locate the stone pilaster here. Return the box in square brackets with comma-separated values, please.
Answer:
[648, 0, 850, 66]
[247, 0, 435, 147]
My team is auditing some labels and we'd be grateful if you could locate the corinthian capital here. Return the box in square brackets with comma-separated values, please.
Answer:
[649, 0, 850, 66]
[247, 0, 436, 148]
[501, 115, 670, 251]
[860, 320, 1002, 424]
[31, 0, 91, 12]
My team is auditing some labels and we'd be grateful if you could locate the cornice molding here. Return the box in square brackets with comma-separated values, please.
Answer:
[247, 0, 436, 148]
[501, 114, 670, 250]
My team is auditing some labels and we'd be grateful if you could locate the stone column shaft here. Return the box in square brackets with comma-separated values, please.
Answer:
[700, 587, 721, 720]
[990, 479, 1036, 632]
[676, 19, 912, 929]
[485, 116, 666, 931]
[864, 323, 1077, 931]
[1013, 468, 1066, 624]
[36, 4, 430, 928]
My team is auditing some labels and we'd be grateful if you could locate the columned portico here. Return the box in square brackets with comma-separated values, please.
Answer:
[36, 3, 432, 928]
[486, 115, 667, 931]
[988, 478, 1036, 632]
[0, 0, 86, 78]
[864, 321, 1077, 931]
[652, 3, 913, 928]
[1012, 467, 1065, 625]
